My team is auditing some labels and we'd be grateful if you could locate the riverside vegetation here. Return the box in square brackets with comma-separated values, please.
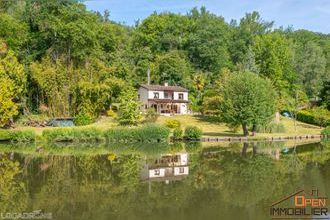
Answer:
[0, 0, 329, 138]
[0, 124, 173, 143]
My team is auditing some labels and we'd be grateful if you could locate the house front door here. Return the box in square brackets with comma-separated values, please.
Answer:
[151, 104, 157, 112]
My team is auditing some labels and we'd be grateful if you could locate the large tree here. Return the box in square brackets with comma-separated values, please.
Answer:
[0, 47, 26, 127]
[118, 87, 141, 126]
[320, 81, 330, 110]
[294, 42, 327, 98]
[253, 33, 295, 100]
[186, 7, 231, 72]
[220, 72, 276, 136]
[152, 50, 191, 86]
[230, 11, 273, 65]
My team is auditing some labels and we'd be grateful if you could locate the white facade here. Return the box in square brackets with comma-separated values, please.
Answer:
[174, 166, 189, 176]
[149, 168, 166, 178]
[138, 84, 189, 115]
[141, 153, 190, 181]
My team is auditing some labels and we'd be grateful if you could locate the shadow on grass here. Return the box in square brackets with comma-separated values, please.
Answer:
[297, 122, 321, 129]
[192, 115, 223, 123]
[203, 132, 244, 137]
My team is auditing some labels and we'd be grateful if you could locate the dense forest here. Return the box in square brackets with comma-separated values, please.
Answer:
[0, 0, 329, 127]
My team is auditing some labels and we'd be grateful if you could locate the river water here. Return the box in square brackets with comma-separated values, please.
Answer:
[0, 140, 329, 220]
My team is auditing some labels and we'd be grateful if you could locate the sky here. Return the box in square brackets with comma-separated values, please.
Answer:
[85, 0, 330, 34]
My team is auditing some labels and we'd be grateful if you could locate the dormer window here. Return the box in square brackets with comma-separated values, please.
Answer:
[153, 92, 159, 99]
[178, 93, 184, 100]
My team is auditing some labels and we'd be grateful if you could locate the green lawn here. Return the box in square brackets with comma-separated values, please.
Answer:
[155, 114, 323, 137]
[8, 114, 323, 138]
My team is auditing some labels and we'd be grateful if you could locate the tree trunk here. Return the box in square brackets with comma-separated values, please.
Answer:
[253, 142, 257, 156]
[241, 142, 248, 156]
[252, 124, 257, 136]
[242, 123, 249, 137]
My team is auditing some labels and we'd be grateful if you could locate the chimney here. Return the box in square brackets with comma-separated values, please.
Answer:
[164, 82, 168, 86]
[147, 68, 150, 85]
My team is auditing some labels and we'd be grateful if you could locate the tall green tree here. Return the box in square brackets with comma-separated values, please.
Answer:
[220, 72, 276, 136]
[320, 81, 330, 110]
[294, 41, 327, 98]
[253, 32, 295, 103]
[0, 47, 25, 127]
[0, 78, 18, 127]
[118, 88, 141, 125]
[230, 11, 273, 65]
[152, 50, 191, 86]
[187, 7, 231, 72]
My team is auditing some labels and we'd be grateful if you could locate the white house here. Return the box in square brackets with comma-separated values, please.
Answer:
[141, 153, 189, 182]
[138, 83, 189, 115]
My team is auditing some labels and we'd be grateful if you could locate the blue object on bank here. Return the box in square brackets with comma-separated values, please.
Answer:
[47, 118, 75, 127]
[282, 112, 292, 118]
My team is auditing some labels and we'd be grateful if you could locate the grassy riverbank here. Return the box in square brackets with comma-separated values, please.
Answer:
[1, 115, 323, 143]
[155, 115, 323, 138]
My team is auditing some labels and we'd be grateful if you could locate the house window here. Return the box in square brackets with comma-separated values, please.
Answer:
[164, 92, 169, 99]
[178, 93, 184, 100]
[153, 92, 159, 99]
[154, 169, 160, 176]
[179, 167, 185, 173]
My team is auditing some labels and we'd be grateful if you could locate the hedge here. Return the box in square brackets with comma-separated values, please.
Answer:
[104, 124, 170, 143]
[297, 110, 330, 127]
[42, 127, 104, 143]
[0, 130, 36, 143]
[184, 126, 202, 140]
[321, 127, 330, 136]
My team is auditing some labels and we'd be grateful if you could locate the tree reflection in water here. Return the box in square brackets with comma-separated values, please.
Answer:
[0, 141, 328, 220]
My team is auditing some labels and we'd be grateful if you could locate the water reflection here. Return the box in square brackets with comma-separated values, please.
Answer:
[141, 152, 189, 183]
[0, 140, 328, 220]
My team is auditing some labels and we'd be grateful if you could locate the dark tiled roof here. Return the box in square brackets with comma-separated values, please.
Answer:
[140, 84, 188, 92]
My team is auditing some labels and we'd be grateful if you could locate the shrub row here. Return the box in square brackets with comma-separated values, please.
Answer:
[171, 126, 203, 140]
[42, 127, 105, 142]
[321, 127, 330, 135]
[104, 124, 170, 143]
[297, 110, 330, 127]
[43, 124, 170, 143]
[0, 130, 36, 143]
[184, 126, 203, 140]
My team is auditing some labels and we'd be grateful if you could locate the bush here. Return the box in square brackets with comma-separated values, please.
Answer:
[165, 119, 181, 129]
[184, 126, 202, 140]
[0, 130, 11, 141]
[104, 124, 170, 143]
[297, 109, 330, 127]
[144, 108, 159, 123]
[72, 128, 104, 142]
[137, 124, 170, 142]
[0, 129, 36, 142]
[107, 109, 117, 118]
[321, 126, 330, 135]
[74, 112, 93, 126]
[42, 127, 104, 142]
[172, 127, 183, 140]
[42, 128, 74, 142]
